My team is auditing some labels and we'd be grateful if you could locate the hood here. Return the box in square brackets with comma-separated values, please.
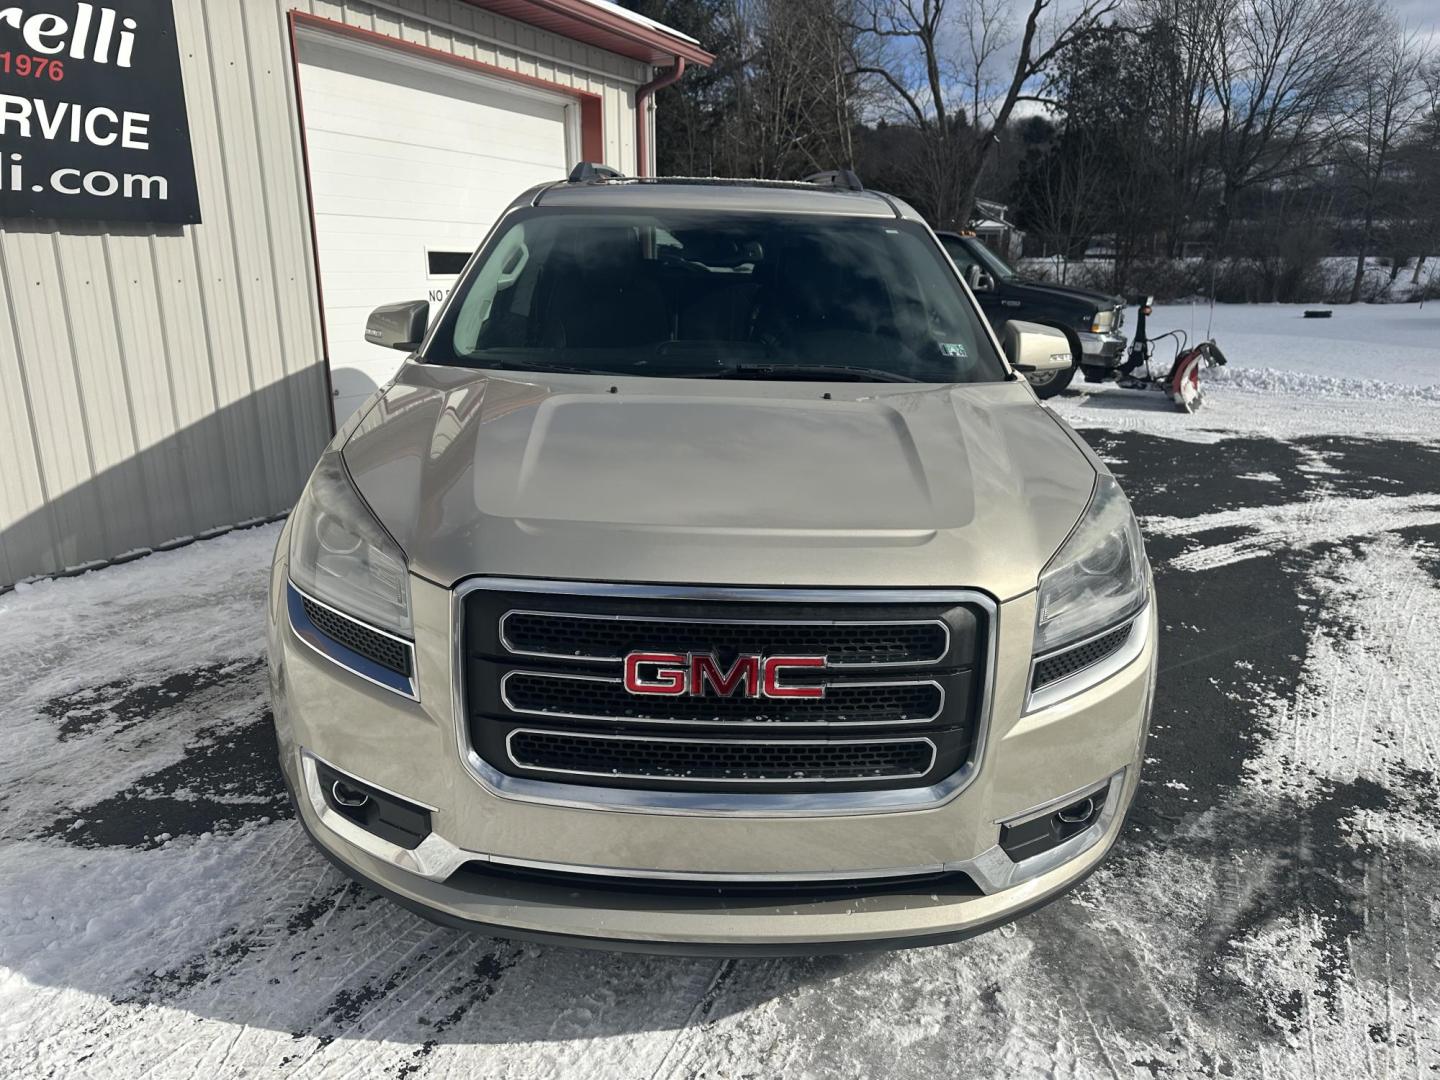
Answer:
[1011, 279, 1122, 311]
[342, 365, 1097, 600]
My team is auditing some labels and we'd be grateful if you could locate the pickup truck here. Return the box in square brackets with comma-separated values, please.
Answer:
[936, 231, 1128, 397]
[267, 168, 1157, 953]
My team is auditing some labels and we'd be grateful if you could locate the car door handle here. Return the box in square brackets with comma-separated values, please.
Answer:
[999, 300, 1022, 308]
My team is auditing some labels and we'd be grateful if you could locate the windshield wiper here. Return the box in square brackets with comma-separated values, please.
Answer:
[706, 363, 922, 383]
[472, 358, 602, 377]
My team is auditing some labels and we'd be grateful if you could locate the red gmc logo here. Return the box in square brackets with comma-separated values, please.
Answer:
[623, 652, 826, 699]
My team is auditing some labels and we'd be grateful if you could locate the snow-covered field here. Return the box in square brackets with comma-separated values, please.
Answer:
[2, 307, 1438, 1078]
[1143, 301, 1440, 391]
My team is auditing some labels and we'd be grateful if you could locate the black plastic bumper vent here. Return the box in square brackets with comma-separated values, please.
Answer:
[302, 596, 412, 677]
[1032, 622, 1132, 690]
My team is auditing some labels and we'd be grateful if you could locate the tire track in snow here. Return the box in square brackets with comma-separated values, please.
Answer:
[1143, 492, 1440, 573]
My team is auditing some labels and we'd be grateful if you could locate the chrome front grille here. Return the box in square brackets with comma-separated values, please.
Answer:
[501, 670, 944, 726]
[461, 584, 988, 795]
[500, 610, 949, 667]
[507, 730, 937, 784]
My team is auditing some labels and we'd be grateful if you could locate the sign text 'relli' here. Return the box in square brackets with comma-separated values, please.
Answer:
[0, 4, 137, 67]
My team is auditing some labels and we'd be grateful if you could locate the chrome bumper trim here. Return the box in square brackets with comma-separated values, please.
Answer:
[300, 747, 1126, 895]
[960, 769, 1125, 892]
[1078, 331, 1129, 363]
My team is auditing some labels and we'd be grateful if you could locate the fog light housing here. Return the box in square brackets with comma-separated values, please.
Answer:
[999, 790, 1102, 863]
[314, 759, 432, 851]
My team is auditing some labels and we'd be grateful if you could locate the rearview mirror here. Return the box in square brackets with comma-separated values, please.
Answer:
[1002, 320, 1072, 374]
[365, 300, 430, 351]
[966, 266, 995, 292]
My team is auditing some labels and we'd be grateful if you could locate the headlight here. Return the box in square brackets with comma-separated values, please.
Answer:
[1089, 309, 1115, 333]
[1034, 474, 1148, 654]
[288, 452, 412, 635]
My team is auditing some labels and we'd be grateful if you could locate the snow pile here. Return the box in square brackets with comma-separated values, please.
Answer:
[1204, 364, 1440, 403]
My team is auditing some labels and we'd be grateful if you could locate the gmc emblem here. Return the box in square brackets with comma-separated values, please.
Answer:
[623, 652, 826, 699]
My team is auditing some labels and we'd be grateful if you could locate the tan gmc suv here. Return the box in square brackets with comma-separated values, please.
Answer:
[266, 166, 1157, 954]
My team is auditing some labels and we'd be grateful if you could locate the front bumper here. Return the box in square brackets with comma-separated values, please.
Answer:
[1078, 331, 1129, 366]
[268, 550, 1157, 953]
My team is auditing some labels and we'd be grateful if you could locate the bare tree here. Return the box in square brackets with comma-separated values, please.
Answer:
[852, 0, 1119, 227]
[1337, 23, 1431, 302]
[1131, 0, 1220, 255]
[956, 0, 1120, 218]
[685, 0, 869, 179]
[1203, 0, 1388, 249]
[1026, 128, 1110, 276]
[848, 0, 968, 224]
[1398, 53, 1440, 287]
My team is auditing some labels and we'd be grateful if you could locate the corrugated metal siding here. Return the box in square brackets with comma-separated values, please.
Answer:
[0, 0, 647, 587]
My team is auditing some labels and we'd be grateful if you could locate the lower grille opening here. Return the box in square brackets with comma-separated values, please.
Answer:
[455, 861, 980, 901]
[508, 730, 935, 784]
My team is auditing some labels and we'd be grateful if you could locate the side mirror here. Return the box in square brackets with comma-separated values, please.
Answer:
[966, 266, 995, 292]
[365, 300, 430, 351]
[1002, 320, 1072, 374]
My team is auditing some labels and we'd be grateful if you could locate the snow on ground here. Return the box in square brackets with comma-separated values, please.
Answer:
[1143, 301, 1440, 388]
[2, 307, 1440, 1078]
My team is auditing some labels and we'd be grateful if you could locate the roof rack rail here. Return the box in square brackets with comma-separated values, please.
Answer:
[567, 162, 625, 183]
[802, 169, 864, 192]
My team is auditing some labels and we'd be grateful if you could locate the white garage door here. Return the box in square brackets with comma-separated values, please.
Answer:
[296, 32, 574, 423]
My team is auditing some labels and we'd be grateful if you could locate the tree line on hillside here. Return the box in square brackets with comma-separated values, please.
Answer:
[620, 0, 1440, 302]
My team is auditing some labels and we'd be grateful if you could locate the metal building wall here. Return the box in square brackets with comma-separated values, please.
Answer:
[0, 0, 647, 588]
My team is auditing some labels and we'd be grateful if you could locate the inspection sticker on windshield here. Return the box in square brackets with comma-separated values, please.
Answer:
[940, 342, 968, 358]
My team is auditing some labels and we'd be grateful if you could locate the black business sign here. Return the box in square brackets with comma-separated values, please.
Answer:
[0, 1, 200, 224]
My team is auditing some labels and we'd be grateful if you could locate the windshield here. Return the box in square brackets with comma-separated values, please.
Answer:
[970, 240, 1019, 281]
[943, 235, 1018, 282]
[424, 210, 1007, 383]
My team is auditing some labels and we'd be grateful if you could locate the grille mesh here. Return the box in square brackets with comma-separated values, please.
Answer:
[504, 673, 941, 725]
[509, 731, 934, 782]
[503, 612, 946, 666]
[1032, 622, 1132, 689]
[302, 597, 411, 676]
